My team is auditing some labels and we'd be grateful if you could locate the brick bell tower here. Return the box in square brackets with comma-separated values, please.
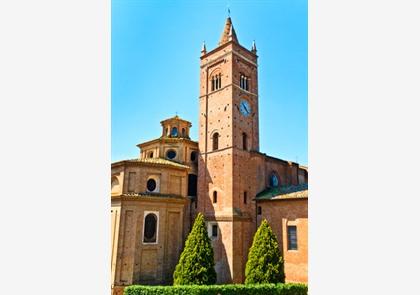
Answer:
[197, 17, 259, 283]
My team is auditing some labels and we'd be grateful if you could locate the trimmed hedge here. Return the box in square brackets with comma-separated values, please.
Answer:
[124, 283, 307, 295]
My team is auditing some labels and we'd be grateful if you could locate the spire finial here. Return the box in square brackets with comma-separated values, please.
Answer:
[251, 40, 257, 53]
[219, 16, 238, 45]
[201, 41, 207, 55]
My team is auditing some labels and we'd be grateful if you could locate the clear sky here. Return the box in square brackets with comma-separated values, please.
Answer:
[112, 0, 307, 165]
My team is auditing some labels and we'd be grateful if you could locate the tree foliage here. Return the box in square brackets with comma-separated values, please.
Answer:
[173, 213, 216, 285]
[245, 219, 285, 284]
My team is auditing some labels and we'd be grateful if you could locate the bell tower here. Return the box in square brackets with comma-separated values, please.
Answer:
[197, 17, 259, 283]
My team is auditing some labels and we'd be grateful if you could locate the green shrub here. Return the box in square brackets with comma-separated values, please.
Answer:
[245, 219, 285, 284]
[173, 213, 216, 285]
[124, 283, 307, 295]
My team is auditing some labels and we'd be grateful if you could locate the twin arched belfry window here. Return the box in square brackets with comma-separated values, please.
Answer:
[240, 74, 250, 91]
[211, 74, 222, 91]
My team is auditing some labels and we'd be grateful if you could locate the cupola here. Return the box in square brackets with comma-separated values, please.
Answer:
[160, 115, 192, 139]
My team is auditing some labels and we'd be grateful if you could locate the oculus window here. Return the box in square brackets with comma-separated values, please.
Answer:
[166, 149, 177, 160]
[147, 178, 157, 192]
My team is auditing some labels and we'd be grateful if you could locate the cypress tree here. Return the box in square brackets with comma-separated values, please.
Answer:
[245, 219, 285, 284]
[173, 213, 217, 285]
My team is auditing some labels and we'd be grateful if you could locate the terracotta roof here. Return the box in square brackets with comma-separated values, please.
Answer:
[250, 151, 308, 169]
[137, 137, 198, 148]
[112, 158, 190, 170]
[219, 17, 238, 45]
[160, 115, 192, 126]
[256, 183, 308, 201]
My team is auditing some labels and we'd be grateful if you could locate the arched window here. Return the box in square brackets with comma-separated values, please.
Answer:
[213, 191, 218, 203]
[269, 173, 279, 187]
[211, 73, 222, 91]
[242, 132, 248, 150]
[111, 177, 119, 194]
[143, 213, 158, 243]
[171, 127, 178, 137]
[190, 151, 197, 162]
[240, 74, 250, 91]
[148, 151, 154, 158]
[212, 132, 219, 151]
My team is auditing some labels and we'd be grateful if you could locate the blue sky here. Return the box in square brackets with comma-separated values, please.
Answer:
[112, 0, 307, 165]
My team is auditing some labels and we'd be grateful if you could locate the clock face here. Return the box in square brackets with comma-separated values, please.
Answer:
[239, 99, 252, 117]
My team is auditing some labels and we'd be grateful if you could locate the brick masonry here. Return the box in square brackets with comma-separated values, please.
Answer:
[111, 17, 308, 292]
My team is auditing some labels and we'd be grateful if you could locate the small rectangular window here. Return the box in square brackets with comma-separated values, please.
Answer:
[287, 225, 298, 250]
[212, 224, 218, 237]
[244, 191, 247, 204]
[257, 206, 262, 215]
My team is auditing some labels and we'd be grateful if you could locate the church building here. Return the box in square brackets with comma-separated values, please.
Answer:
[111, 17, 308, 293]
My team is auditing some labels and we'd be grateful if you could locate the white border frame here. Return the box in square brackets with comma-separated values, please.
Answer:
[146, 175, 160, 193]
[207, 221, 218, 240]
[142, 211, 159, 245]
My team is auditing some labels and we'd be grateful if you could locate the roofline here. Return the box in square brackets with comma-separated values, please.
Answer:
[160, 116, 192, 126]
[200, 40, 258, 60]
[250, 150, 308, 169]
[256, 196, 308, 202]
[111, 159, 190, 171]
[137, 137, 198, 148]
[112, 194, 187, 204]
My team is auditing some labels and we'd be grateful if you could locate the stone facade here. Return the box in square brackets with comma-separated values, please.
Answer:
[111, 17, 308, 293]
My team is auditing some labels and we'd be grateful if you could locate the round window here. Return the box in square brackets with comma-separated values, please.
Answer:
[166, 150, 177, 159]
[147, 179, 157, 192]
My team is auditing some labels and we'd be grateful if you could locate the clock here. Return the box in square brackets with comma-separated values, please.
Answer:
[239, 99, 252, 117]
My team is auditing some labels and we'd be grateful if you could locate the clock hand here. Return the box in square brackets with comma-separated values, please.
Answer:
[244, 104, 249, 113]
